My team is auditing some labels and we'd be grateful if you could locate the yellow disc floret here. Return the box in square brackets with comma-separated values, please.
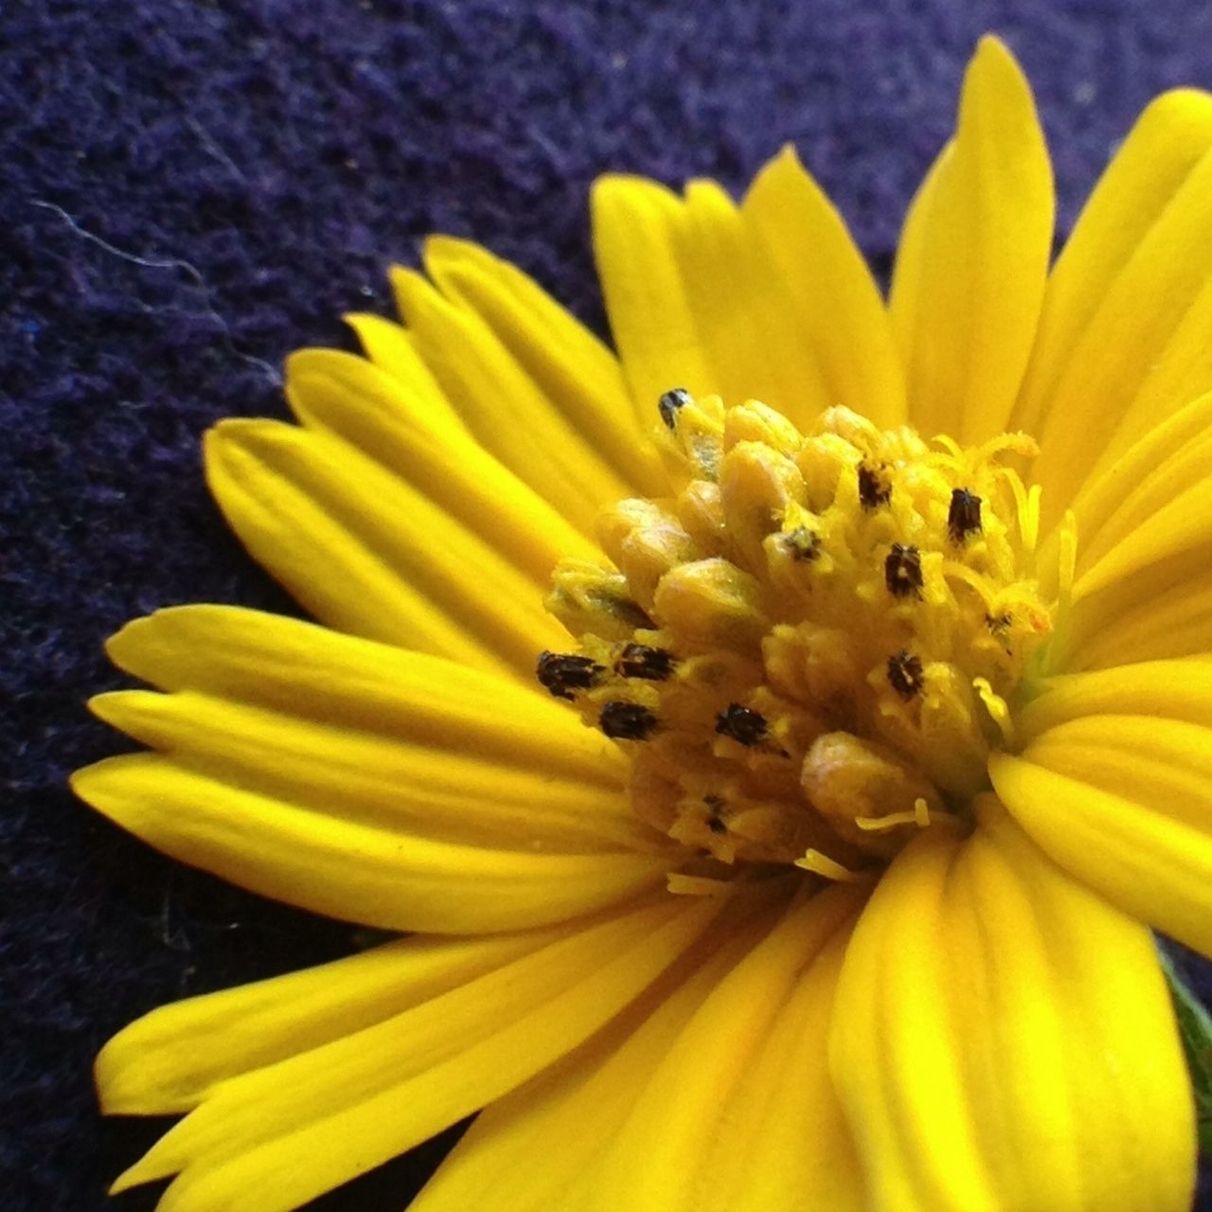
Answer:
[540, 392, 1056, 884]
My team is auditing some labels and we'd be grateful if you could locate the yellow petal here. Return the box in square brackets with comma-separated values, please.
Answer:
[1016, 659, 1212, 740]
[1073, 470, 1212, 602]
[74, 752, 666, 935]
[337, 313, 470, 438]
[1016, 90, 1212, 422]
[391, 265, 630, 532]
[1052, 438, 1212, 668]
[286, 346, 599, 574]
[591, 174, 713, 409]
[592, 173, 833, 426]
[830, 805, 1194, 1212]
[89, 689, 651, 855]
[76, 606, 667, 932]
[99, 604, 619, 782]
[993, 674, 1212, 956]
[109, 893, 723, 1212]
[743, 145, 907, 428]
[1031, 384, 1212, 667]
[422, 235, 667, 495]
[1014, 87, 1212, 512]
[1067, 565, 1212, 669]
[411, 898, 773, 1212]
[581, 886, 865, 1211]
[1084, 436, 1212, 572]
[991, 753, 1212, 957]
[890, 36, 1053, 444]
[686, 893, 866, 1212]
[88, 604, 655, 855]
[1048, 388, 1212, 579]
[1010, 714, 1212, 837]
[206, 417, 570, 678]
[98, 927, 569, 1114]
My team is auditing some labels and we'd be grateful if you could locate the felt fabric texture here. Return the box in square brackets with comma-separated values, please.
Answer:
[5, 1, 1212, 1208]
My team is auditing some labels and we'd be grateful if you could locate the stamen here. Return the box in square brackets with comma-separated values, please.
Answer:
[536, 651, 605, 699]
[973, 677, 1015, 746]
[884, 543, 923, 598]
[991, 465, 1041, 555]
[1052, 508, 1079, 655]
[614, 642, 677, 681]
[666, 872, 736, 897]
[715, 703, 768, 746]
[706, 801, 728, 835]
[781, 525, 821, 562]
[599, 701, 659, 740]
[542, 399, 1057, 878]
[886, 650, 924, 700]
[948, 487, 982, 542]
[795, 849, 862, 882]
[854, 808, 926, 832]
[1020, 484, 1042, 552]
[857, 463, 891, 510]
[986, 612, 1012, 637]
[547, 560, 655, 638]
[658, 387, 693, 430]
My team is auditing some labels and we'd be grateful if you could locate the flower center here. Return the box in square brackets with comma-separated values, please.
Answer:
[539, 392, 1055, 884]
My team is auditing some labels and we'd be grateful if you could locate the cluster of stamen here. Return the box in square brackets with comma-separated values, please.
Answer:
[539, 391, 1055, 887]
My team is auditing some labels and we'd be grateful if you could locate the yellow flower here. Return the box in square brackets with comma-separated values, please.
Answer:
[74, 34, 1211, 1211]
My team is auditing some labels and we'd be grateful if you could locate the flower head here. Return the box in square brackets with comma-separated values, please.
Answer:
[76, 35, 1210, 1211]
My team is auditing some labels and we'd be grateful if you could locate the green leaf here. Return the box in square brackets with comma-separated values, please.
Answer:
[1159, 945, 1212, 1154]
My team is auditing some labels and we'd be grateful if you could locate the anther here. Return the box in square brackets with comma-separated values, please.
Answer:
[858, 464, 892, 510]
[536, 650, 605, 700]
[884, 543, 923, 598]
[782, 526, 821, 562]
[986, 611, 1011, 635]
[886, 650, 924, 700]
[599, 701, 658, 740]
[948, 487, 982, 542]
[704, 794, 727, 833]
[614, 642, 676, 681]
[715, 703, 768, 746]
[658, 387, 693, 430]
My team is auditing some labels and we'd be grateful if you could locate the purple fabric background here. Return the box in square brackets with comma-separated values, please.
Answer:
[6, 1, 1212, 1208]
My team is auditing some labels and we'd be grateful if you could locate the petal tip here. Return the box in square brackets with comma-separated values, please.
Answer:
[283, 345, 348, 381]
[422, 232, 480, 264]
[85, 689, 126, 725]
[101, 618, 146, 668]
[747, 142, 805, 194]
[972, 32, 1017, 70]
[964, 32, 1033, 105]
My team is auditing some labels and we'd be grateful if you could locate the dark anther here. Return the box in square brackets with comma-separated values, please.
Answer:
[715, 703, 768, 746]
[658, 387, 693, 430]
[886, 650, 925, 700]
[884, 543, 923, 598]
[614, 642, 676, 681]
[536, 650, 605, 700]
[599, 701, 659, 740]
[782, 526, 821, 562]
[704, 795, 728, 833]
[858, 464, 892, 510]
[597, 594, 656, 632]
[948, 488, 983, 543]
[986, 611, 1012, 636]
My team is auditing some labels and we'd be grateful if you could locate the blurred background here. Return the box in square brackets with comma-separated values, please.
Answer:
[5, 0, 1212, 1207]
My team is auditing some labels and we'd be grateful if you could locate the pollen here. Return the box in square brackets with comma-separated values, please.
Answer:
[541, 394, 1058, 884]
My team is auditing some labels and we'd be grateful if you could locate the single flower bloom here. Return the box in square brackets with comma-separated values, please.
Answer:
[75, 35, 1212, 1212]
